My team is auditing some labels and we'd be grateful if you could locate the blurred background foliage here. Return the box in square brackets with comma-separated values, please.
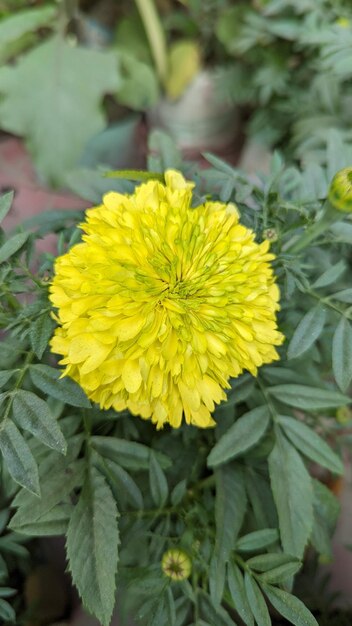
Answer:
[0, 0, 352, 186]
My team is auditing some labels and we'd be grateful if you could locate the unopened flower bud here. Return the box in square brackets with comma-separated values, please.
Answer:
[161, 548, 192, 581]
[328, 167, 352, 212]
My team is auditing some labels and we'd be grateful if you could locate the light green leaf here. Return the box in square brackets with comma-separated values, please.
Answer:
[268, 384, 349, 410]
[332, 316, 352, 392]
[262, 585, 318, 626]
[66, 469, 119, 626]
[115, 50, 159, 110]
[12, 390, 66, 454]
[0, 191, 14, 223]
[149, 453, 168, 508]
[29, 364, 90, 408]
[0, 231, 29, 263]
[227, 562, 254, 626]
[208, 406, 270, 467]
[312, 260, 346, 288]
[332, 288, 352, 303]
[244, 574, 271, 626]
[269, 430, 313, 558]
[210, 465, 246, 605]
[236, 529, 279, 552]
[0, 36, 120, 186]
[9, 504, 72, 537]
[105, 169, 164, 182]
[0, 6, 56, 63]
[287, 305, 326, 359]
[164, 39, 201, 99]
[277, 415, 343, 475]
[29, 313, 55, 359]
[0, 420, 40, 495]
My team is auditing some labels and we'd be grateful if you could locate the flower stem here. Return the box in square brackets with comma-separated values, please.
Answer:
[134, 0, 168, 83]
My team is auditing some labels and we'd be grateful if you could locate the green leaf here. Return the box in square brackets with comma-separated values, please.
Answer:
[210, 465, 246, 605]
[91, 435, 169, 471]
[30, 364, 90, 408]
[227, 562, 254, 626]
[0, 191, 14, 223]
[12, 390, 66, 454]
[0, 231, 29, 263]
[236, 529, 279, 552]
[246, 553, 299, 572]
[244, 573, 271, 626]
[0, 36, 120, 186]
[10, 504, 72, 537]
[0, 371, 15, 390]
[262, 585, 318, 626]
[66, 469, 119, 626]
[105, 169, 164, 182]
[97, 457, 143, 509]
[0, 420, 40, 495]
[332, 288, 352, 303]
[208, 406, 270, 467]
[258, 560, 302, 584]
[10, 457, 84, 533]
[29, 313, 55, 359]
[312, 260, 346, 288]
[332, 316, 352, 392]
[149, 453, 168, 508]
[287, 305, 326, 359]
[0, 6, 56, 63]
[268, 384, 349, 410]
[277, 415, 343, 475]
[311, 479, 340, 559]
[0, 598, 15, 622]
[171, 479, 187, 506]
[115, 50, 159, 110]
[268, 431, 313, 558]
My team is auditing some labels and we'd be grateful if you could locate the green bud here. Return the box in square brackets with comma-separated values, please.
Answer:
[161, 548, 192, 581]
[328, 167, 352, 213]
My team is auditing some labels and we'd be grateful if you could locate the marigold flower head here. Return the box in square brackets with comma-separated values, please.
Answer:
[328, 166, 352, 212]
[49, 170, 283, 428]
[161, 548, 192, 581]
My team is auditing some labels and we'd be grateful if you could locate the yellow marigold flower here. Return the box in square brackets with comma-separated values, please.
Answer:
[49, 170, 283, 429]
[161, 548, 192, 581]
[328, 166, 352, 213]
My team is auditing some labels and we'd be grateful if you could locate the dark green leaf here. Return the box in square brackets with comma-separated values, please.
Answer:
[208, 406, 270, 467]
[66, 469, 119, 626]
[227, 562, 254, 626]
[258, 560, 302, 584]
[269, 431, 313, 558]
[332, 316, 352, 392]
[262, 585, 318, 626]
[268, 384, 349, 410]
[29, 313, 55, 359]
[244, 573, 270, 626]
[277, 415, 343, 474]
[287, 305, 326, 359]
[13, 390, 66, 454]
[171, 479, 187, 506]
[149, 453, 168, 508]
[210, 464, 246, 606]
[246, 553, 299, 572]
[0, 420, 40, 495]
[0, 231, 29, 263]
[0, 371, 15, 390]
[0, 191, 14, 223]
[30, 364, 90, 408]
[91, 435, 169, 470]
[0, 598, 15, 622]
[236, 529, 279, 552]
[98, 458, 143, 509]
[312, 260, 346, 288]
